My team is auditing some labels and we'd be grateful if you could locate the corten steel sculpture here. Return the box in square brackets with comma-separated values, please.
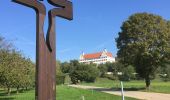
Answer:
[12, 0, 73, 100]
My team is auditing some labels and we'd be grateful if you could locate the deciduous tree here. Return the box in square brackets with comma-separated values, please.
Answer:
[116, 13, 170, 89]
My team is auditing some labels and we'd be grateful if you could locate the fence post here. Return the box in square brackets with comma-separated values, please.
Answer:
[121, 81, 125, 100]
[82, 96, 85, 100]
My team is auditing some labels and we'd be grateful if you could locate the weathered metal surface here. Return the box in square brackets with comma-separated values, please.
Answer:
[12, 0, 73, 100]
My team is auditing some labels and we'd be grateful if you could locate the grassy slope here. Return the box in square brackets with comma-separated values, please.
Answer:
[0, 86, 137, 100]
[81, 78, 170, 93]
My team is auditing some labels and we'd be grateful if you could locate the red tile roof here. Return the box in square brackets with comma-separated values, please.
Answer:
[106, 52, 113, 57]
[83, 52, 113, 59]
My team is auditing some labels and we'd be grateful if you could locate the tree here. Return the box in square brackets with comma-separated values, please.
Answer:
[109, 62, 135, 81]
[119, 65, 136, 81]
[116, 13, 170, 89]
[12, 57, 35, 93]
[0, 35, 35, 94]
[69, 62, 99, 84]
[159, 64, 170, 81]
[0, 36, 12, 50]
[0, 50, 22, 95]
[165, 21, 170, 63]
[56, 60, 65, 85]
[61, 62, 71, 73]
[0, 49, 35, 94]
[98, 64, 107, 77]
[105, 62, 114, 72]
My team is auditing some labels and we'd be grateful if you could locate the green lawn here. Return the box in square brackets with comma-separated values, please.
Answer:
[0, 88, 35, 100]
[0, 85, 137, 100]
[1, 79, 168, 100]
[81, 78, 170, 94]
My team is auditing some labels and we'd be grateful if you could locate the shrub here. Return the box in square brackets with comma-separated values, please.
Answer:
[98, 64, 107, 77]
[70, 63, 99, 84]
[159, 64, 170, 81]
[105, 74, 118, 80]
[56, 60, 65, 85]
[118, 65, 136, 81]
[56, 74, 65, 85]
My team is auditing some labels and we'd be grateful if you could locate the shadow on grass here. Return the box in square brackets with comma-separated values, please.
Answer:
[112, 87, 145, 91]
[0, 91, 17, 96]
[88, 87, 145, 92]
[91, 88, 113, 91]
[0, 92, 15, 100]
[0, 89, 34, 100]
[0, 91, 20, 100]
[0, 92, 7, 96]
[0, 97, 15, 100]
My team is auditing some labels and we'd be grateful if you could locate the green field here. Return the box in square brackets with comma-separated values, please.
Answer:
[81, 78, 170, 94]
[1, 79, 169, 100]
[0, 85, 137, 100]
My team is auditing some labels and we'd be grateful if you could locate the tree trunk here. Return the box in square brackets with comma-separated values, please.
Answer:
[7, 87, 11, 95]
[145, 77, 150, 90]
[16, 86, 19, 94]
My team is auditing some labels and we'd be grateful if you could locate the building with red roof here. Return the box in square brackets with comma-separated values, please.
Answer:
[79, 49, 115, 65]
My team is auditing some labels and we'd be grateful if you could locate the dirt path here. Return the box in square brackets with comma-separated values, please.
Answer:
[69, 85, 170, 100]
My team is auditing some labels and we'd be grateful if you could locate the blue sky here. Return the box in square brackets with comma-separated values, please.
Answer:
[0, 0, 170, 62]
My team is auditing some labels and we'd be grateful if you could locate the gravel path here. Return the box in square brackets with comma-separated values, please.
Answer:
[69, 85, 170, 100]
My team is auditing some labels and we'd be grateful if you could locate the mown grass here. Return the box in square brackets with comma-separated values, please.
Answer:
[81, 78, 170, 93]
[0, 88, 35, 100]
[0, 85, 137, 100]
[57, 85, 137, 100]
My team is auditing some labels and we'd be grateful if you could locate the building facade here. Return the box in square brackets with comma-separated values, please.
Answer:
[79, 49, 115, 65]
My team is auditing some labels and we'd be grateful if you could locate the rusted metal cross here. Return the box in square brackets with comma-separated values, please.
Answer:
[12, 0, 73, 100]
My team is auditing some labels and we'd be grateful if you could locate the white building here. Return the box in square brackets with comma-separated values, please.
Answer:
[79, 49, 115, 65]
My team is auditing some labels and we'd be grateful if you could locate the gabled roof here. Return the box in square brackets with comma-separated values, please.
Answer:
[83, 52, 113, 59]
[105, 52, 113, 57]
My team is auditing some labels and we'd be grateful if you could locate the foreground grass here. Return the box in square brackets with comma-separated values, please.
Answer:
[81, 78, 170, 94]
[0, 85, 137, 100]
[0, 89, 35, 100]
[57, 85, 137, 100]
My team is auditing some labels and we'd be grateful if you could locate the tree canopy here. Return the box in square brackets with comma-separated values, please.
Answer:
[116, 13, 170, 88]
[0, 35, 35, 95]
